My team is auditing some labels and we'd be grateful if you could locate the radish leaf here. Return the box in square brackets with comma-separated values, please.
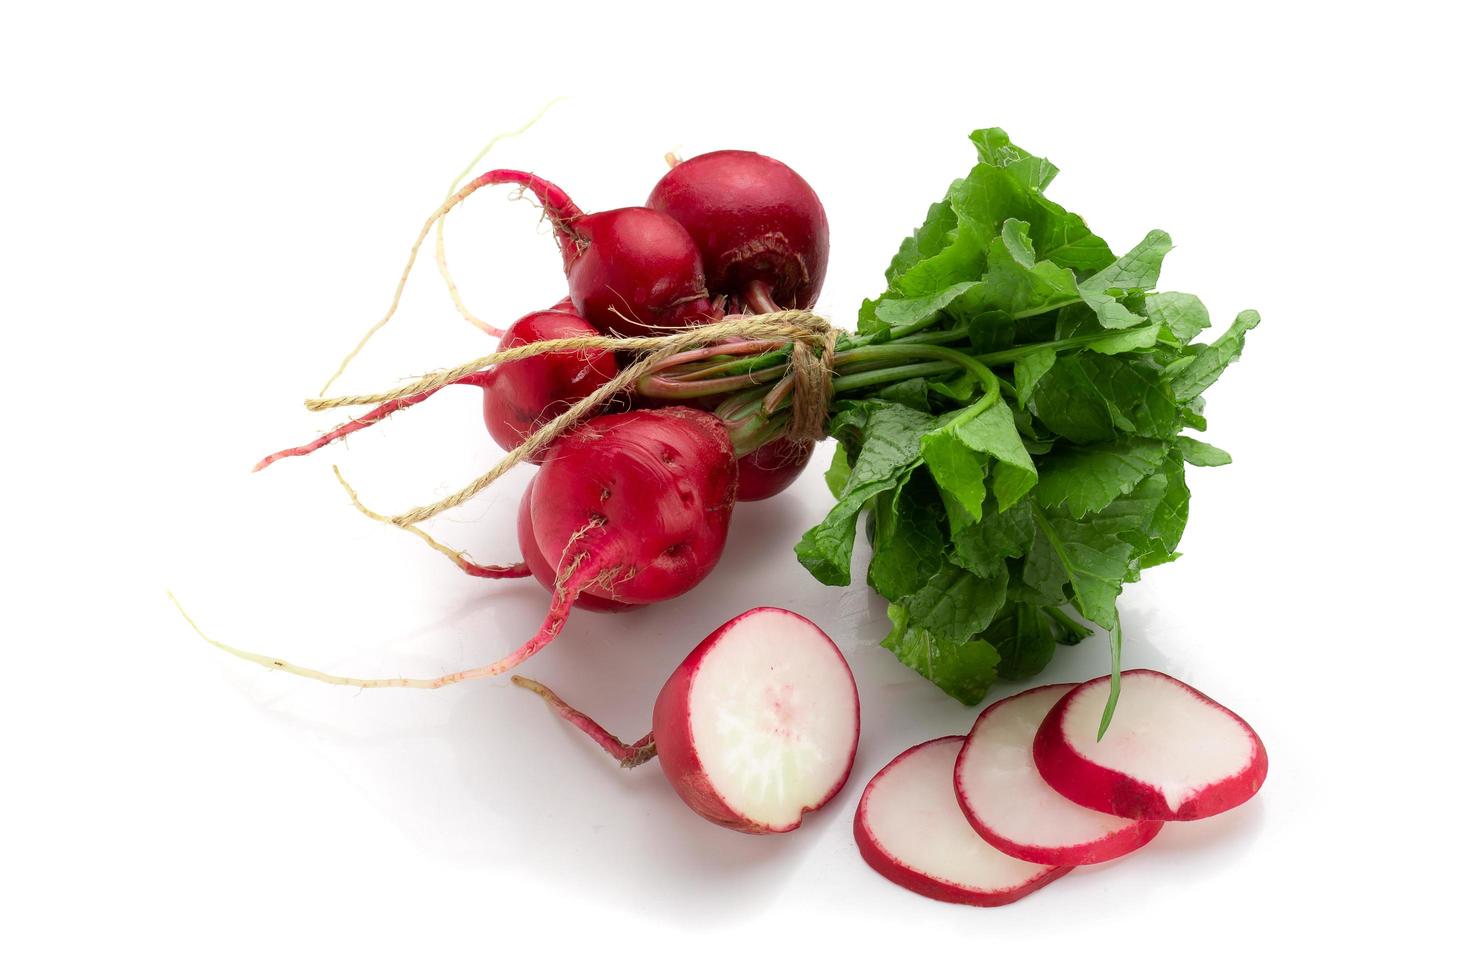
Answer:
[800, 128, 1257, 704]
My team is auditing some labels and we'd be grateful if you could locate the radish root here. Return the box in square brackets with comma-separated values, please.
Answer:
[435, 99, 564, 339]
[168, 549, 606, 689]
[511, 675, 657, 768]
[332, 466, 529, 580]
[318, 161, 578, 398]
[255, 371, 496, 472]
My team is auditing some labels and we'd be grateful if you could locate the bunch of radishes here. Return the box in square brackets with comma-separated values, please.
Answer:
[856, 670, 1268, 906]
[175, 126, 1273, 909]
[253, 151, 834, 682]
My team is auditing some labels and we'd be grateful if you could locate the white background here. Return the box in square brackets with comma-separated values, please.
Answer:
[4, 2, 1466, 976]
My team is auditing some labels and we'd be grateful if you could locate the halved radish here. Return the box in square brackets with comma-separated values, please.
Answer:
[514, 607, 860, 834]
[955, 685, 1163, 865]
[1034, 670, 1268, 821]
[854, 737, 1070, 907]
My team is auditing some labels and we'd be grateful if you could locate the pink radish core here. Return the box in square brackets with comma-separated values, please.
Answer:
[681, 609, 858, 830]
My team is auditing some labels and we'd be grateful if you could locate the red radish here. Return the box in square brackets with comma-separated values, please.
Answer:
[471, 169, 716, 333]
[527, 407, 736, 607]
[516, 474, 632, 613]
[1034, 670, 1268, 822]
[734, 436, 814, 502]
[649, 150, 830, 311]
[855, 737, 1071, 907]
[955, 685, 1163, 866]
[514, 607, 860, 833]
[254, 306, 613, 472]
[481, 310, 619, 457]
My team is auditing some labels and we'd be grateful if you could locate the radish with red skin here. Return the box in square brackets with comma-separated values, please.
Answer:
[1033, 670, 1269, 822]
[955, 685, 1163, 866]
[466, 169, 716, 334]
[733, 436, 814, 501]
[528, 407, 736, 606]
[649, 150, 830, 311]
[513, 607, 860, 833]
[482, 310, 618, 457]
[855, 737, 1071, 907]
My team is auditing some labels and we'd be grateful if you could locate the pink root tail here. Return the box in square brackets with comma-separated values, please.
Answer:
[170, 551, 608, 690]
[253, 370, 496, 472]
[510, 676, 656, 768]
[466, 169, 585, 272]
[457, 559, 531, 580]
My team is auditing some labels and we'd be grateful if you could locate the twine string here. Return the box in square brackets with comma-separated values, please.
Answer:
[312, 310, 840, 527]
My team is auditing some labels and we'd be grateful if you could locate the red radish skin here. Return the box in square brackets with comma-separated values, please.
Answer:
[564, 207, 717, 334]
[855, 737, 1071, 907]
[482, 310, 619, 457]
[530, 408, 736, 606]
[1033, 670, 1269, 822]
[955, 685, 1163, 866]
[649, 150, 830, 310]
[515, 607, 860, 834]
[517, 474, 632, 613]
[734, 437, 814, 502]
[472, 169, 716, 334]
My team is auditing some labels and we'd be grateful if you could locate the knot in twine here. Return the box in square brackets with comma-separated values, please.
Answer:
[785, 323, 839, 444]
[309, 309, 840, 527]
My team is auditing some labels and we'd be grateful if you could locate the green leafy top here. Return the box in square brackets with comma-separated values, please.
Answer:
[799, 128, 1258, 723]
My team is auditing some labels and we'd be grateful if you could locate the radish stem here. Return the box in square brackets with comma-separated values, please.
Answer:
[743, 280, 782, 315]
[1044, 606, 1093, 643]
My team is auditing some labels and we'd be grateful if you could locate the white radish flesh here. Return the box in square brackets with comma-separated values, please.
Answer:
[1033, 670, 1268, 821]
[955, 685, 1163, 865]
[671, 608, 860, 831]
[854, 737, 1070, 907]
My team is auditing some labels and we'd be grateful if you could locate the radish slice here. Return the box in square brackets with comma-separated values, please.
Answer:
[854, 737, 1070, 907]
[955, 685, 1163, 865]
[1034, 670, 1268, 821]
[652, 607, 860, 833]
